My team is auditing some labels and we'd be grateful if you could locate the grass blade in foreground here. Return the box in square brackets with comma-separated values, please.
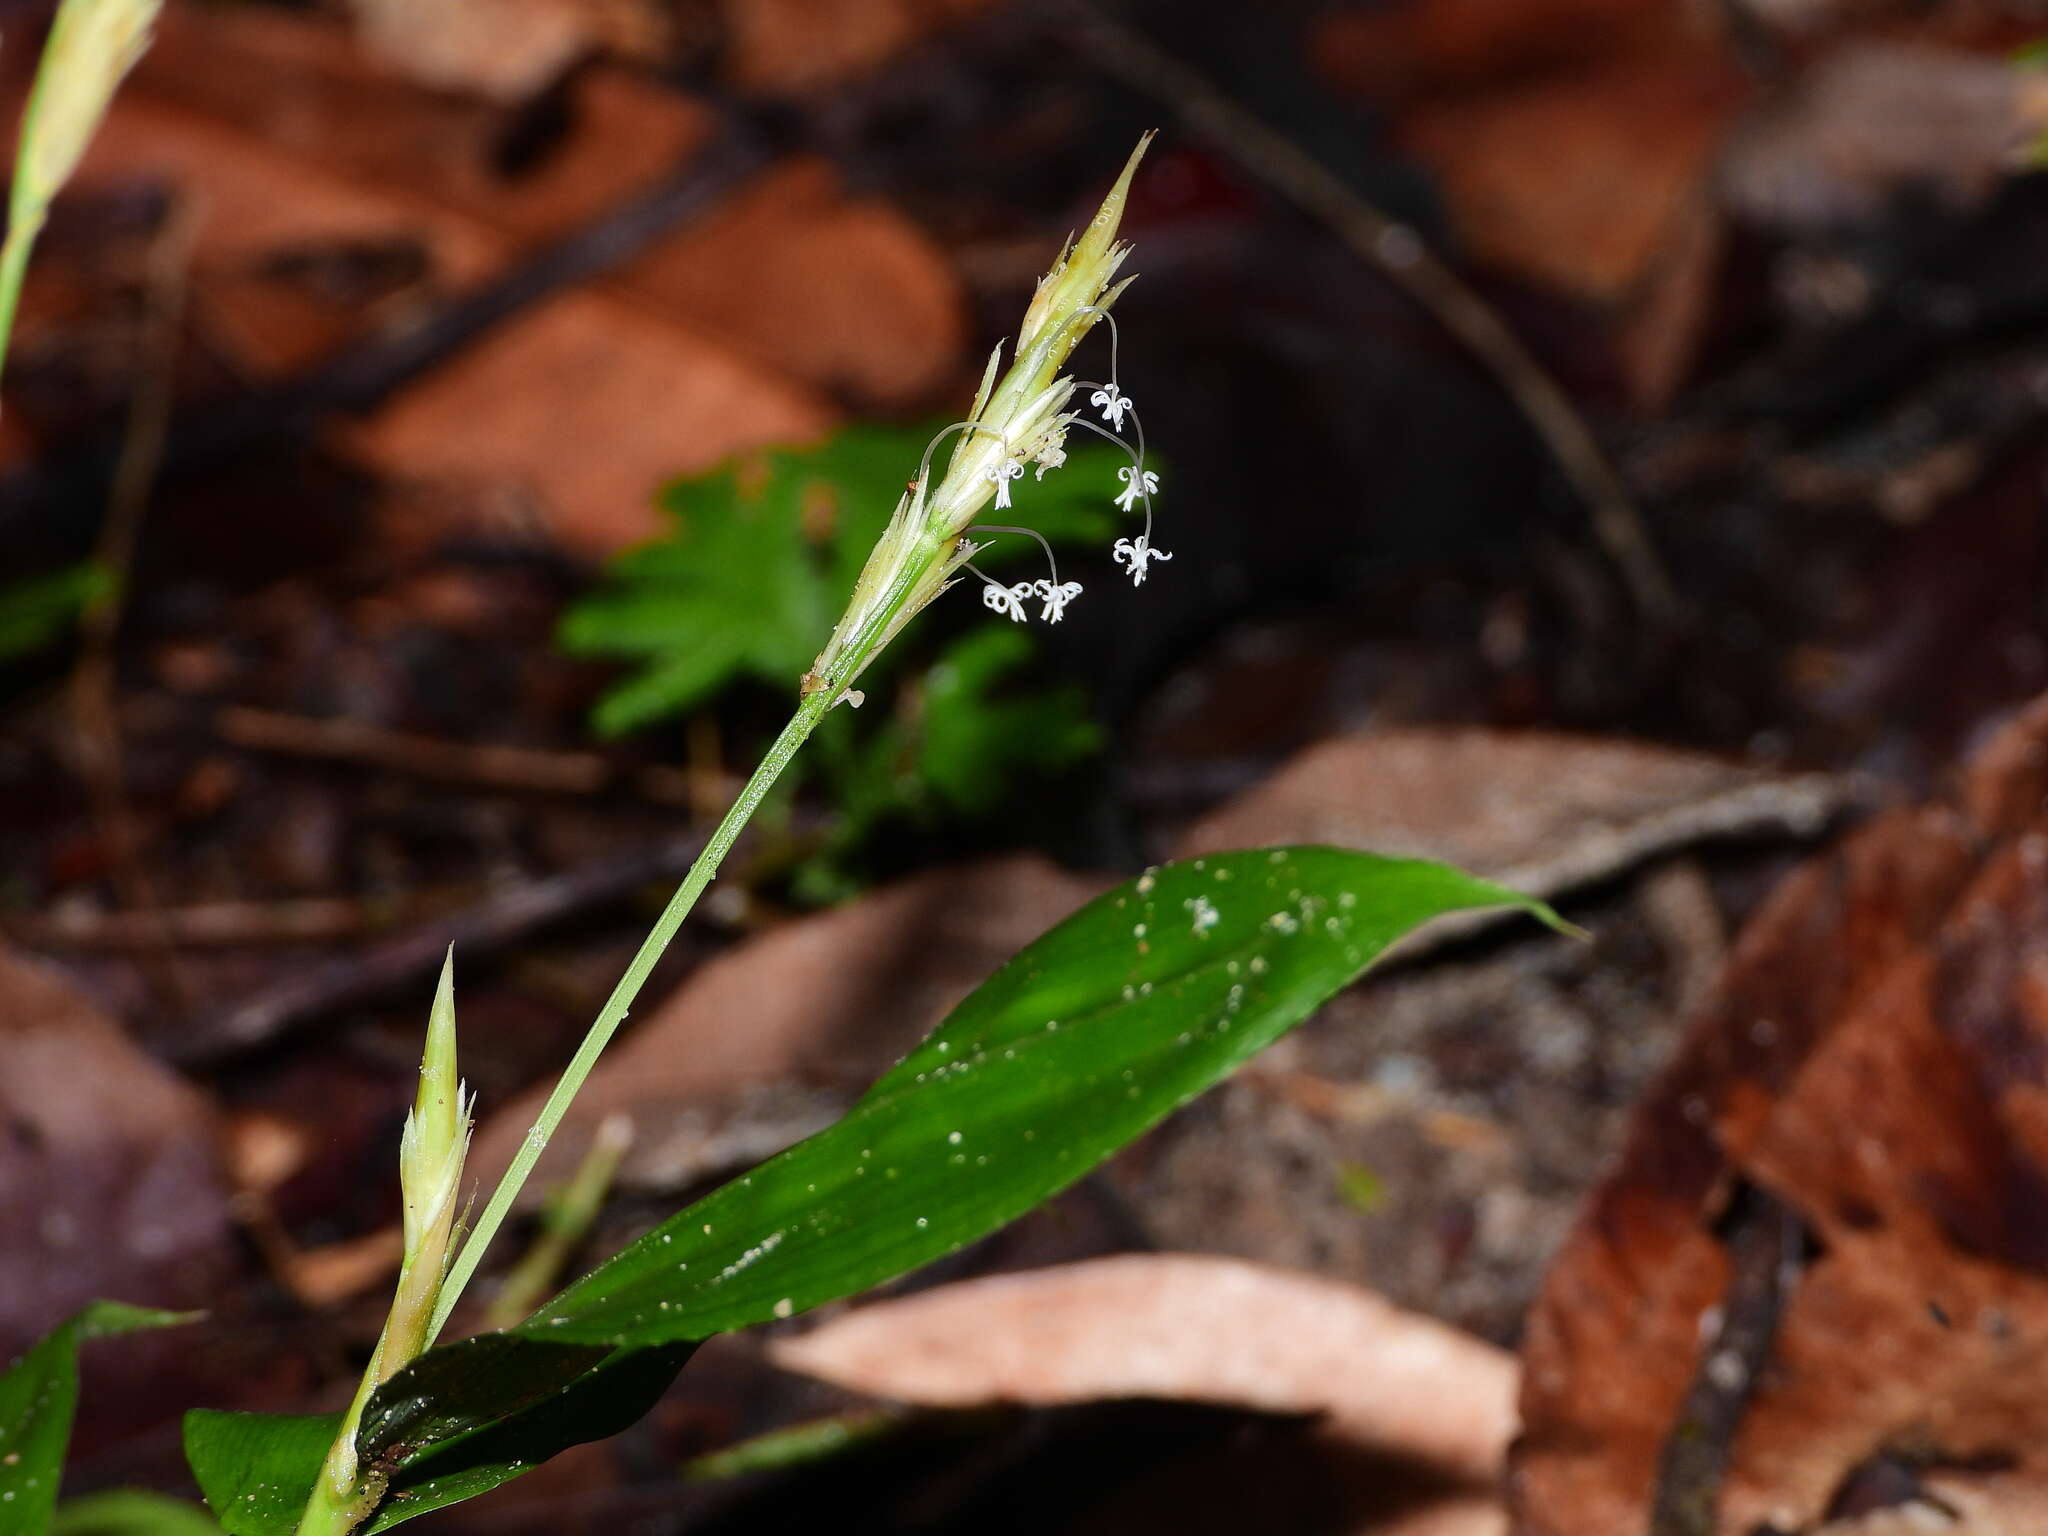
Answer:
[190, 846, 1561, 1532]
[0, 1302, 194, 1528]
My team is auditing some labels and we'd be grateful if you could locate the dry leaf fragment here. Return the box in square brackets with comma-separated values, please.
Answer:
[1513, 691, 2048, 1534]
[0, 945, 234, 1349]
[721, 0, 997, 95]
[770, 1253, 1518, 1485]
[1178, 727, 1849, 904]
[1720, 41, 2048, 234]
[348, 0, 672, 102]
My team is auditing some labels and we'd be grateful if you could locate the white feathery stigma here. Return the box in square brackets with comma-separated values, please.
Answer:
[1114, 465, 1159, 512]
[988, 459, 1025, 510]
[1035, 579, 1083, 622]
[1113, 535, 1173, 586]
[982, 580, 1034, 622]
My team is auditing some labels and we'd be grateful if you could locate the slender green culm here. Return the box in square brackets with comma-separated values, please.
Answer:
[0, 0, 162, 388]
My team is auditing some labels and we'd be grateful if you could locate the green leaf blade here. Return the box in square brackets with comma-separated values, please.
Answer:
[0, 1303, 193, 1530]
[183, 1410, 337, 1536]
[525, 846, 1556, 1344]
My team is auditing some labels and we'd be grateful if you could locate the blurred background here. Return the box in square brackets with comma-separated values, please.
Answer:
[10, 0, 2048, 1531]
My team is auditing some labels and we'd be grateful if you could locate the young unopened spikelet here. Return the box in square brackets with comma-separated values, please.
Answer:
[299, 952, 473, 1534]
[804, 133, 1167, 706]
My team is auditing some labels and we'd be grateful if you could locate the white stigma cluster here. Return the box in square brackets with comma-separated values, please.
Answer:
[954, 313, 1169, 627]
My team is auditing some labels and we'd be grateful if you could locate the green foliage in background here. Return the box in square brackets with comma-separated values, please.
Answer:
[0, 561, 111, 662]
[559, 427, 1120, 894]
[0, 1300, 194, 1528]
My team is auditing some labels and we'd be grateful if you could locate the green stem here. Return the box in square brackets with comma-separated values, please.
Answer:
[0, 209, 44, 394]
[427, 687, 833, 1345]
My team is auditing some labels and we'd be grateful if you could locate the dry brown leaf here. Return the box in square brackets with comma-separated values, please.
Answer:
[1397, 52, 1748, 305]
[720, 0, 997, 95]
[1362, 1501, 1506, 1536]
[80, 58, 829, 552]
[770, 1253, 1517, 1484]
[0, 945, 234, 1349]
[341, 288, 833, 554]
[348, 0, 671, 102]
[1177, 727, 1848, 902]
[1720, 41, 2048, 234]
[1311, 0, 1706, 103]
[52, 2, 964, 549]
[134, 6, 712, 244]
[1312, 0, 1747, 304]
[619, 155, 964, 405]
[131, 7, 965, 407]
[468, 857, 1105, 1202]
[1512, 690, 2048, 1534]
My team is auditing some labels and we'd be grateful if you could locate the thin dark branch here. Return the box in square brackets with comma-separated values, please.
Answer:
[1057, 0, 1682, 628]
[173, 831, 721, 1065]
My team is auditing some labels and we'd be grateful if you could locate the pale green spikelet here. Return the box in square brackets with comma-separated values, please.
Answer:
[0, 0, 163, 387]
[297, 951, 474, 1536]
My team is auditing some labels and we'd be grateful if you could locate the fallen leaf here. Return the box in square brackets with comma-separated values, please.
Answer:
[1719, 41, 2048, 234]
[348, 0, 672, 102]
[1512, 689, 2048, 1534]
[770, 1253, 1517, 1483]
[54, 2, 966, 551]
[720, 0, 997, 95]
[76, 86, 829, 553]
[1309, 0, 1700, 105]
[341, 288, 833, 554]
[1396, 50, 1749, 304]
[1312, 0, 1748, 304]
[467, 856, 1106, 1203]
[1176, 727, 1850, 905]
[131, 7, 965, 406]
[619, 155, 964, 405]
[0, 946, 234, 1350]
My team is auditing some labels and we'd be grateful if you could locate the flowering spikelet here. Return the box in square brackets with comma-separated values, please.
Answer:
[804, 134, 1166, 705]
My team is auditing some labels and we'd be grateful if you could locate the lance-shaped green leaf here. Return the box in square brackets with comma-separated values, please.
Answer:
[0, 1302, 194, 1528]
[516, 846, 1560, 1343]
[188, 846, 1561, 1533]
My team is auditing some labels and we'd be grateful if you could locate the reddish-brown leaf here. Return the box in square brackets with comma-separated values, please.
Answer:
[1513, 692, 2048, 1533]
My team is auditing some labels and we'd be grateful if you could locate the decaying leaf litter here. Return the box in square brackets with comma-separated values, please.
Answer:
[10, 0, 2048, 1531]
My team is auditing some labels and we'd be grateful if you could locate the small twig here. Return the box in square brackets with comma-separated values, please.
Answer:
[1059, 1, 1681, 626]
[5, 895, 385, 949]
[215, 704, 704, 806]
[176, 829, 729, 1065]
[65, 191, 199, 1013]
[1649, 1182, 1810, 1536]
